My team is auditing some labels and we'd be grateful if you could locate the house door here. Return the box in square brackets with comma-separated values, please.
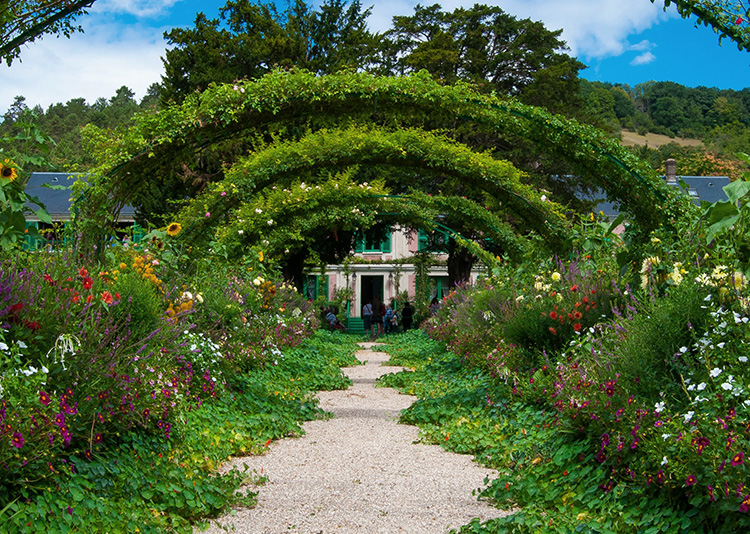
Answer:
[360, 275, 384, 311]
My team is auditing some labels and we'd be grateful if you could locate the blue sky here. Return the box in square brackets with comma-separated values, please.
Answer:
[1, 0, 748, 115]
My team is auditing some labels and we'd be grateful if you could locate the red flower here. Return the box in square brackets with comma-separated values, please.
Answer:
[549, 327, 557, 335]
[82, 277, 93, 289]
[573, 311, 582, 320]
[570, 285, 578, 292]
[736, 17, 744, 25]
[549, 311, 558, 320]
[71, 293, 80, 303]
[573, 323, 582, 331]
[78, 268, 88, 278]
[43, 273, 56, 285]
[101, 291, 113, 305]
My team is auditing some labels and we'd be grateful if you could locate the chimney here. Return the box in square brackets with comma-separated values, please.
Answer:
[665, 158, 677, 185]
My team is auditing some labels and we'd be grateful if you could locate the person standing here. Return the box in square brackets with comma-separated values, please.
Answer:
[362, 301, 373, 335]
[401, 301, 414, 331]
[371, 296, 384, 337]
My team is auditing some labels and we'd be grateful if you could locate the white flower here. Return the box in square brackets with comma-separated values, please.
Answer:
[515, 295, 525, 302]
[679, 346, 688, 354]
[683, 411, 695, 423]
[687, 384, 695, 391]
[21, 366, 37, 376]
[238, 230, 244, 235]
[255, 208, 262, 214]
[709, 367, 722, 378]
[540, 194, 548, 202]
[17, 341, 27, 349]
[697, 382, 707, 391]
[0, 342, 8, 351]
[739, 356, 748, 363]
[721, 382, 733, 391]
[661, 433, 671, 440]
[196, 293, 204, 303]
[267, 219, 274, 226]
[654, 401, 666, 413]
[661, 456, 668, 466]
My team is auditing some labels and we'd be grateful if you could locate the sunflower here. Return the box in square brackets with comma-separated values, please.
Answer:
[0, 159, 18, 182]
[166, 222, 182, 236]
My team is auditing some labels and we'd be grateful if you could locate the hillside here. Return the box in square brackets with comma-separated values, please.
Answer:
[620, 129, 704, 148]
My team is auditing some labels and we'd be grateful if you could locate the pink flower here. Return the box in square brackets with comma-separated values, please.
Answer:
[732, 451, 744, 467]
[205, 212, 211, 218]
[686, 474, 697, 486]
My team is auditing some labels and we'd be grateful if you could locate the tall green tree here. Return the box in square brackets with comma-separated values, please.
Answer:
[376, 3, 585, 114]
[160, 0, 373, 104]
[0, 0, 96, 65]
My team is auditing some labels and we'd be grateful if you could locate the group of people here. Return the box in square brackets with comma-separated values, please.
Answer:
[362, 298, 414, 338]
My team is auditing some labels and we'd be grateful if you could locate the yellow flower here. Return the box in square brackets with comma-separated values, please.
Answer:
[166, 223, 182, 237]
[258, 250, 264, 262]
[0, 160, 18, 182]
[551, 271, 561, 282]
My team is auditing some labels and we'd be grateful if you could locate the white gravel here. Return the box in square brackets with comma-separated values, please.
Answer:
[197, 342, 508, 534]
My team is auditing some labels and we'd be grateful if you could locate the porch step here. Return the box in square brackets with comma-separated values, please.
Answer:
[346, 317, 365, 333]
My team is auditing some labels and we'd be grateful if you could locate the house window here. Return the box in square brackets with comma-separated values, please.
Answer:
[418, 228, 450, 253]
[303, 275, 329, 301]
[354, 227, 391, 253]
[429, 276, 451, 300]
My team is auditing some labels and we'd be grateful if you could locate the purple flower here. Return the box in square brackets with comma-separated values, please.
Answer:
[11, 432, 24, 449]
[686, 474, 697, 486]
[39, 391, 51, 406]
[732, 451, 745, 466]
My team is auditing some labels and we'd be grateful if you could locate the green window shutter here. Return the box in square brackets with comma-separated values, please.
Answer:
[381, 228, 391, 253]
[418, 229, 429, 252]
[354, 235, 365, 253]
[323, 275, 330, 301]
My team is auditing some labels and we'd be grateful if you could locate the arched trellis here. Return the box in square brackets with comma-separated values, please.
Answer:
[96, 69, 693, 239]
[207, 173, 525, 264]
[181, 125, 567, 250]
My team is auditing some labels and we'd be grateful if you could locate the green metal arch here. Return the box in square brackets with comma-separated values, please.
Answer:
[107, 69, 692, 237]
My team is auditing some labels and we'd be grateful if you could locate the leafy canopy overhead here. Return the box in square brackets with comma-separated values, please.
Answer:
[0, 0, 96, 66]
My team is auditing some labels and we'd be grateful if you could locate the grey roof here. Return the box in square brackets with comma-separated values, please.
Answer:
[25, 172, 135, 222]
[585, 175, 731, 220]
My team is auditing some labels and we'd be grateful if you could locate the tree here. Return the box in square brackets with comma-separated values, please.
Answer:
[377, 3, 585, 114]
[160, 0, 373, 104]
[652, 0, 750, 51]
[0, 0, 96, 65]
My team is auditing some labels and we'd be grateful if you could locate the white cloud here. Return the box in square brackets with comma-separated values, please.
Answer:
[0, 23, 168, 113]
[631, 51, 657, 65]
[90, 0, 183, 18]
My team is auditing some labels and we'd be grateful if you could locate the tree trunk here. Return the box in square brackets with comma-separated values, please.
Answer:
[446, 239, 475, 288]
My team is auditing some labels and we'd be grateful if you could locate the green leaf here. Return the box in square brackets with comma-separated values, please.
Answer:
[723, 179, 750, 204]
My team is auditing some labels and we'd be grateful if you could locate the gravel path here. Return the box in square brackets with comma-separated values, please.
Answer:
[198, 342, 507, 534]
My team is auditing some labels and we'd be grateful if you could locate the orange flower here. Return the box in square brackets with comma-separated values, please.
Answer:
[101, 291, 113, 305]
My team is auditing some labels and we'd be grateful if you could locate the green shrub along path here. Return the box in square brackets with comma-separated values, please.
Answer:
[199, 341, 506, 533]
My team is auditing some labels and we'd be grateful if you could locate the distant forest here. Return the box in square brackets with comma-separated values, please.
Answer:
[1, 1, 748, 180]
